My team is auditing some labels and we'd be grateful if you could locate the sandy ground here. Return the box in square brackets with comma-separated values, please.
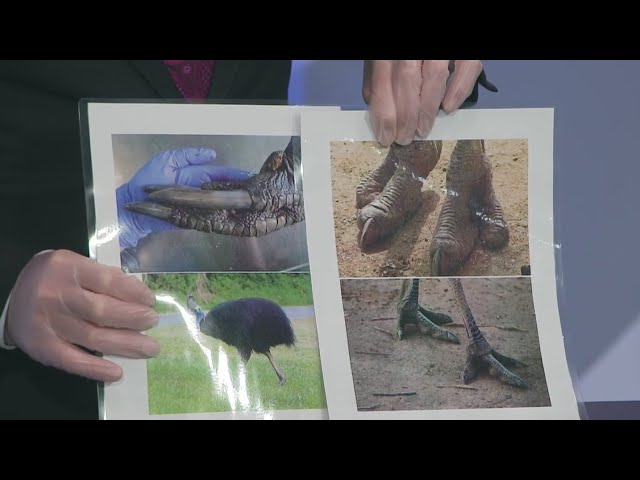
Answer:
[330, 140, 530, 278]
[341, 277, 551, 412]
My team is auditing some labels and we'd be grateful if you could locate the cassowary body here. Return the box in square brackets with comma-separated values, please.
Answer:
[189, 295, 295, 385]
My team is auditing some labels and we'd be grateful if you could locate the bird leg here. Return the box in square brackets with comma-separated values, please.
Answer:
[450, 278, 527, 388]
[126, 137, 304, 238]
[264, 350, 287, 386]
[356, 141, 442, 251]
[396, 278, 459, 344]
[430, 140, 509, 276]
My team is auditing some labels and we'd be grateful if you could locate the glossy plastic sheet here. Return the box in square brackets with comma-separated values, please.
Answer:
[301, 107, 586, 419]
[80, 100, 333, 419]
[80, 100, 585, 420]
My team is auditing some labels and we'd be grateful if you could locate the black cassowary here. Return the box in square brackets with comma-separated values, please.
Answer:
[187, 294, 296, 385]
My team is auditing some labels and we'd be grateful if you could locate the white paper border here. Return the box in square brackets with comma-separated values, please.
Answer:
[85, 102, 336, 420]
[301, 108, 581, 420]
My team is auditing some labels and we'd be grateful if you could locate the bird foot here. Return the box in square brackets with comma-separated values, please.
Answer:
[125, 143, 304, 238]
[462, 347, 528, 389]
[356, 141, 442, 251]
[397, 304, 459, 344]
[430, 140, 509, 276]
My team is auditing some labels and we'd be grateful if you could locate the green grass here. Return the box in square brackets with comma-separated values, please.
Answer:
[146, 316, 326, 415]
[144, 273, 314, 314]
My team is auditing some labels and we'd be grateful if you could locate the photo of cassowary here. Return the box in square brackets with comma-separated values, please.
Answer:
[341, 276, 551, 412]
[330, 139, 530, 278]
[143, 273, 326, 415]
[112, 134, 309, 274]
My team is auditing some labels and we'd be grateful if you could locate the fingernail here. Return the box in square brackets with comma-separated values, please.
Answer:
[395, 136, 412, 146]
[418, 118, 433, 138]
[100, 364, 123, 383]
[143, 309, 159, 328]
[379, 124, 392, 147]
[142, 289, 156, 307]
[372, 118, 383, 143]
[142, 339, 161, 357]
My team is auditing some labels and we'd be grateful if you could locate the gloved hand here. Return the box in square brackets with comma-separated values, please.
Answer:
[116, 147, 253, 249]
[362, 60, 497, 146]
[4, 249, 159, 382]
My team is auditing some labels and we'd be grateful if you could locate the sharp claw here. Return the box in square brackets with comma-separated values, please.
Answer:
[359, 217, 374, 249]
[431, 246, 443, 276]
[125, 202, 173, 220]
[487, 353, 528, 388]
[143, 184, 177, 194]
[146, 186, 253, 210]
[417, 312, 459, 344]
[462, 361, 479, 385]
[491, 349, 527, 369]
[418, 306, 453, 326]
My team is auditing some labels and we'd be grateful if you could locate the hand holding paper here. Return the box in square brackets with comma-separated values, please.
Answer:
[362, 60, 497, 146]
[5, 250, 160, 382]
[116, 147, 253, 249]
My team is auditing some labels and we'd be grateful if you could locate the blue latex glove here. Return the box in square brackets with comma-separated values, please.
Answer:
[116, 147, 253, 249]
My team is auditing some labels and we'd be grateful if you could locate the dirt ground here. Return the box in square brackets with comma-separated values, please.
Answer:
[341, 277, 551, 412]
[330, 140, 530, 278]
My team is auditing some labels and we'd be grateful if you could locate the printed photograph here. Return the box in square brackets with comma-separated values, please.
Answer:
[143, 272, 326, 416]
[331, 139, 530, 278]
[340, 276, 551, 412]
[112, 134, 308, 273]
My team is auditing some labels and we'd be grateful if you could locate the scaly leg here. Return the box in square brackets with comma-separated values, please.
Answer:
[430, 140, 509, 276]
[264, 350, 287, 386]
[450, 278, 527, 388]
[357, 141, 442, 251]
[396, 278, 459, 344]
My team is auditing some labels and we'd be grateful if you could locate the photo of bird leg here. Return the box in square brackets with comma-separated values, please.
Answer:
[126, 137, 304, 238]
[450, 278, 527, 388]
[188, 294, 295, 386]
[396, 278, 459, 344]
[356, 140, 442, 251]
[430, 140, 509, 276]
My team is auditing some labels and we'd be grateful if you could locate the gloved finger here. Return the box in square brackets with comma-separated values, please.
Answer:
[164, 147, 218, 169]
[64, 289, 159, 330]
[417, 60, 450, 138]
[393, 60, 423, 146]
[59, 316, 160, 359]
[43, 338, 124, 383]
[366, 60, 397, 147]
[441, 60, 483, 113]
[176, 164, 254, 187]
[70, 253, 156, 306]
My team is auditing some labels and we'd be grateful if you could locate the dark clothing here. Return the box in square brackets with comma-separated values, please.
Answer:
[0, 60, 292, 419]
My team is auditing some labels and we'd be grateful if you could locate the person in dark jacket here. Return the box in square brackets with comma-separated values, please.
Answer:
[0, 60, 491, 419]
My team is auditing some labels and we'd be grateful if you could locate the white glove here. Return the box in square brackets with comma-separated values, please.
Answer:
[4, 249, 160, 382]
[363, 60, 496, 146]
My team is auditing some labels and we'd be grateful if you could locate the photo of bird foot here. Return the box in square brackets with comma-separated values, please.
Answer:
[355, 140, 442, 251]
[331, 138, 528, 278]
[462, 347, 527, 388]
[126, 137, 304, 238]
[340, 276, 547, 412]
[396, 278, 459, 343]
[430, 140, 509, 276]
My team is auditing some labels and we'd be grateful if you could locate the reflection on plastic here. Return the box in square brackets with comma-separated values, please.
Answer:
[154, 293, 271, 419]
[88, 224, 121, 259]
